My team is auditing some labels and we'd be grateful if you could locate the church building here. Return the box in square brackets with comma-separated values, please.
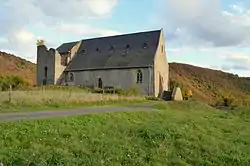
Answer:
[36, 29, 169, 97]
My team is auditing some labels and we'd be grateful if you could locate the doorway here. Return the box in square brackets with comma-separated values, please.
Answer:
[98, 77, 103, 88]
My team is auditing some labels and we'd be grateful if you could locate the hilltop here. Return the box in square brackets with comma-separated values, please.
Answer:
[0, 52, 36, 84]
[0, 51, 249, 104]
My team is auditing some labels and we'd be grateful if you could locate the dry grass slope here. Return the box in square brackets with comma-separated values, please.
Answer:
[0, 52, 36, 84]
[170, 62, 250, 105]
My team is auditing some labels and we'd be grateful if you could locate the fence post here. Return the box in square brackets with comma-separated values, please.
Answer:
[8, 84, 12, 103]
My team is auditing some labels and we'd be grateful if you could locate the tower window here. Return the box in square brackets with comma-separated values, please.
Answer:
[161, 45, 164, 53]
[136, 70, 143, 84]
[126, 44, 130, 49]
[44, 66, 48, 78]
[96, 48, 100, 52]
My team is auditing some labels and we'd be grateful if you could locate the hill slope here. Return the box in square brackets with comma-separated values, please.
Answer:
[0, 51, 249, 104]
[0, 51, 36, 84]
[170, 62, 250, 105]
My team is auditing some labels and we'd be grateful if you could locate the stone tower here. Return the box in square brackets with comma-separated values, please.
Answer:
[36, 42, 81, 85]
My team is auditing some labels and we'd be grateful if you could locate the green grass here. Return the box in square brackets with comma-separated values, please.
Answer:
[0, 101, 249, 165]
[0, 89, 146, 113]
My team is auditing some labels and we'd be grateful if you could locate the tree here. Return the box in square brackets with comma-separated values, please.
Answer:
[36, 39, 45, 46]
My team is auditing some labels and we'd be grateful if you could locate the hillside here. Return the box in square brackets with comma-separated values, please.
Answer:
[0, 51, 249, 104]
[0, 51, 36, 84]
[170, 62, 250, 105]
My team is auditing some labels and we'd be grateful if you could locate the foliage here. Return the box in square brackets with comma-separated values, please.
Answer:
[0, 75, 28, 91]
[36, 39, 45, 46]
[169, 63, 250, 105]
[169, 79, 182, 91]
[0, 101, 249, 165]
[91, 87, 141, 96]
[145, 96, 162, 101]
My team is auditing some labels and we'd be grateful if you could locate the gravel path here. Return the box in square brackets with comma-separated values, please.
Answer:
[0, 106, 154, 122]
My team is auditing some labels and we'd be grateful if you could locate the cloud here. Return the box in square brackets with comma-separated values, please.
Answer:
[0, 0, 119, 62]
[158, 0, 250, 47]
[221, 64, 250, 71]
[55, 23, 121, 38]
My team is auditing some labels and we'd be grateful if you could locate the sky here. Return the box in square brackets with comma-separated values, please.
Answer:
[0, 0, 250, 77]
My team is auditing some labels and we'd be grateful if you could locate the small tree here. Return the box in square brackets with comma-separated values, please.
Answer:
[36, 39, 45, 46]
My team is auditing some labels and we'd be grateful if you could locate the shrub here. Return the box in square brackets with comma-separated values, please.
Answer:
[145, 96, 162, 101]
[0, 75, 28, 91]
[117, 87, 140, 96]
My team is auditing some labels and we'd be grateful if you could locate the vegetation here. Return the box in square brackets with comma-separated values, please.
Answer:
[1, 51, 250, 106]
[0, 101, 249, 165]
[0, 51, 35, 85]
[36, 39, 45, 46]
[0, 86, 147, 113]
[0, 75, 29, 91]
[170, 63, 250, 106]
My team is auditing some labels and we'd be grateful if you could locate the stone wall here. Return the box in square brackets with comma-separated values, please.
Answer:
[36, 41, 81, 85]
[153, 29, 169, 97]
[36, 45, 56, 85]
[70, 67, 154, 95]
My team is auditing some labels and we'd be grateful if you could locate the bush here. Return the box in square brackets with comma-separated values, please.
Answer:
[145, 96, 162, 101]
[0, 75, 28, 91]
[117, 87, 140, 96]
[90, 87, 140, 96]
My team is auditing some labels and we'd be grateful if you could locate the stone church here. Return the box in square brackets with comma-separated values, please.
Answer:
[36, 29, 169, 97]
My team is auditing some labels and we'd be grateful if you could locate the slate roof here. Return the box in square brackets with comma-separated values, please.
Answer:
[57, 42, 78, 54]
[57, 29, 162, 71]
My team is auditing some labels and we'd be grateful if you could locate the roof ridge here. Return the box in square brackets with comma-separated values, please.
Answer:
[79, 29, 162, 42]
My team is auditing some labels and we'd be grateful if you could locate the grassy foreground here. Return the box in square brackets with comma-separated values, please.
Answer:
[0, 101, 249, 166]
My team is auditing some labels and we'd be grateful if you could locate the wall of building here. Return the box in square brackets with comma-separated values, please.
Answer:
[54, 41, 81, 85]
[70, 67, 154, 95]
[153, 29, 169, 97]
[37, 41, 82, 85]
[36, 45, 56, 85]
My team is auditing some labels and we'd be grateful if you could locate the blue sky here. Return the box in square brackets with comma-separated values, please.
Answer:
[0, 0, 250, 76]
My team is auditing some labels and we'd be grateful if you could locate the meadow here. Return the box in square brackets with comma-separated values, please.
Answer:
[0, 86, 146, 113]
[0, 101, 249, 166]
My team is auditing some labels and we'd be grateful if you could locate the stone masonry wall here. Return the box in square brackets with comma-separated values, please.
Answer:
[153, 29, 169, 97]
[71, 67, 154, 95]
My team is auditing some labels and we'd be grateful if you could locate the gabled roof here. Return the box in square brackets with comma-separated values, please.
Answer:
[57, 42, 78, 54]
[59, 29, 162, 71]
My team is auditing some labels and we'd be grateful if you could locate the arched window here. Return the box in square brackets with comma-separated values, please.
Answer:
[98, 77, 103, 88]
[136, 70, 143, 84]
[69, 73, 74, 82]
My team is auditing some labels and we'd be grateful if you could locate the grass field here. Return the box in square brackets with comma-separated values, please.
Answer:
[0, 87, 146, 113]
[0, 101, 249, 166]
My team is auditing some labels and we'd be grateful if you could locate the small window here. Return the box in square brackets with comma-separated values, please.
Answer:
[136, 70, 143, 84]
[69, 73, 74, 82]
[96, 48, 99, 52]
[143, 43, 147, 49]
[109, 45, 115, 52]
[161, 45, 164, 53]
[126, 44, 130, 49]
[81, 49, 86, 54]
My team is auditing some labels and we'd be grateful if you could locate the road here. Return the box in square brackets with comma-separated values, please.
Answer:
[0, 106, 154, 122]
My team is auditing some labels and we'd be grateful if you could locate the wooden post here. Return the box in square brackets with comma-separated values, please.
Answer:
[8, 84, 12, 103]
